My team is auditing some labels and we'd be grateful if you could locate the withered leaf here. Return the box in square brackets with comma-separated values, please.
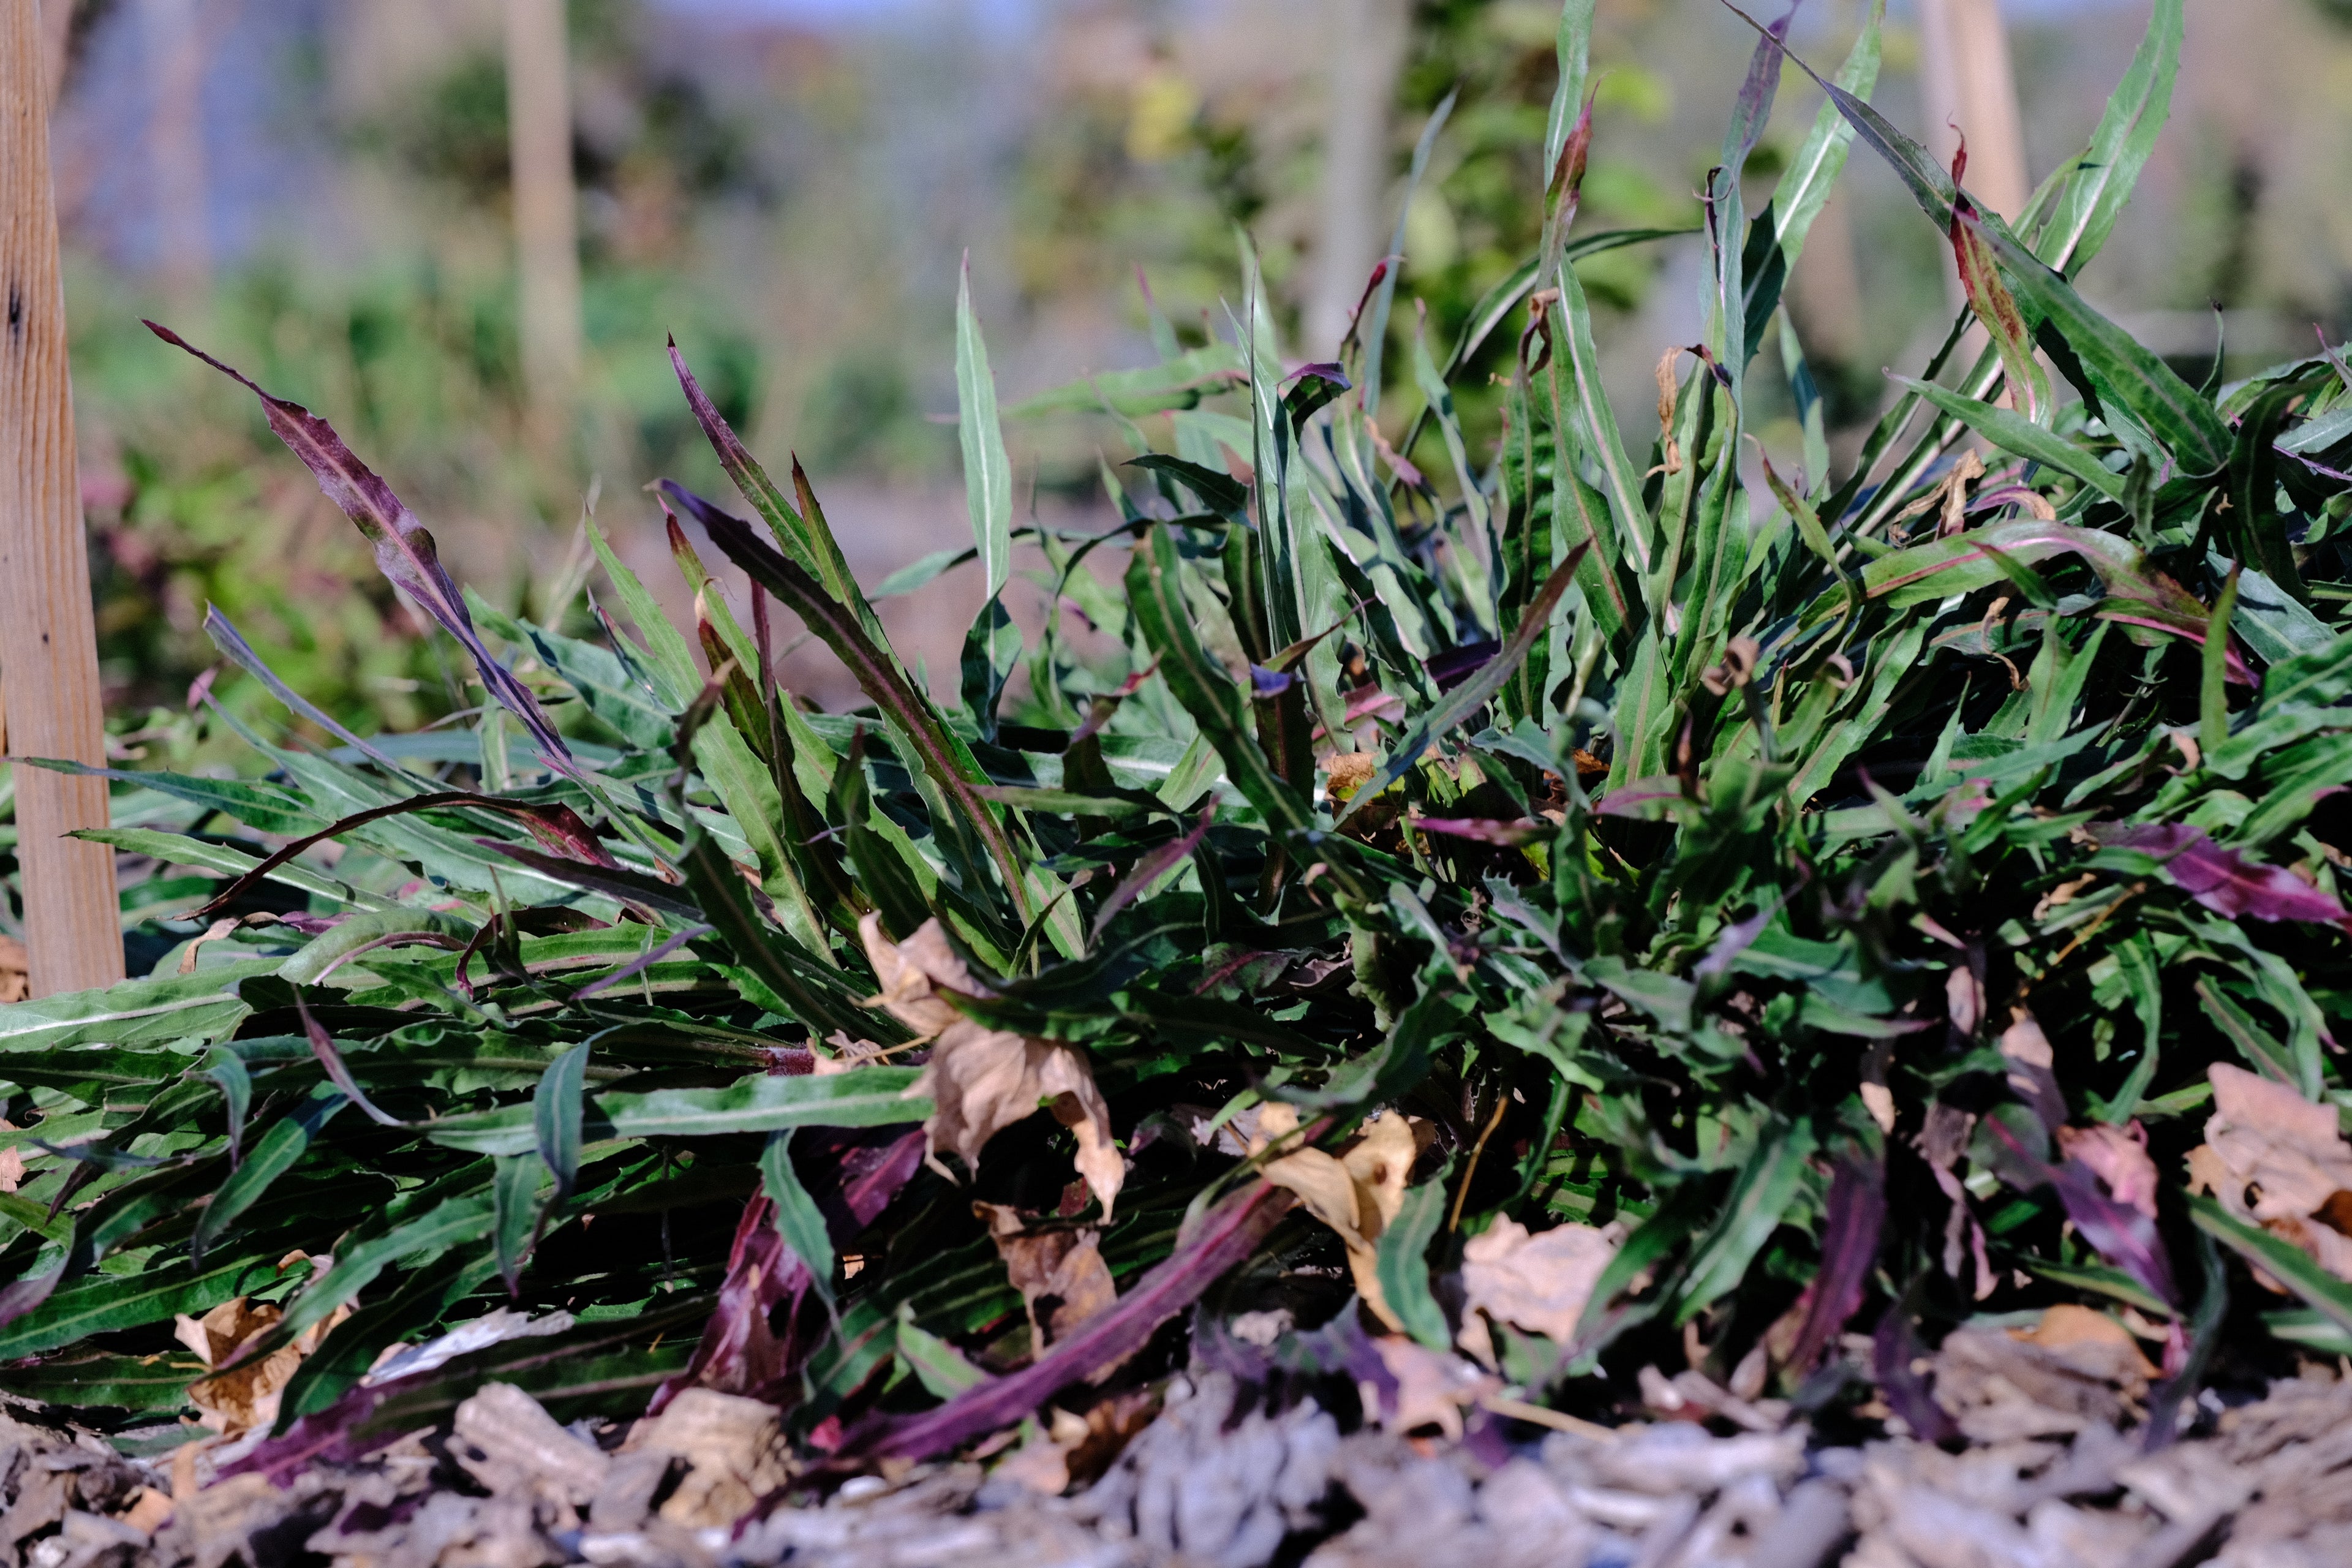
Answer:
[975, 1201, 1118, 1349]
[864, 915, 1124, 1218]
[2187, 1063, 2352, 1280]
[1250, 1105, 1419, 1328]
[1458, 1214, 1622, 1347]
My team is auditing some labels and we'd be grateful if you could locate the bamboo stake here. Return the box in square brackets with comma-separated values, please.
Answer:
[0, 0, 120, 996]
[506, 0, 581, 446]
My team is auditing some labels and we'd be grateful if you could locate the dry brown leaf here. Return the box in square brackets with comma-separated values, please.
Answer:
[2057, 1121, 2160, 1219]
[2010, 1305, 2158, 1378]
[175, 1300, 304, 1436]
[1250, 1106, 1420, 1328]
[1458, 1215, 1623, 1351]
[0, 1121, 23, 1196]
[0, 937, 26, 1004]
[1365, 1335, 1496, 1441]
[2187, 1063, 2352, 1282]
[863, 915, 1123, 1218]
[862, 913, 976, 1038]
[993, 1392, 1157, 1496]
[974, 1202, 1118, 1349]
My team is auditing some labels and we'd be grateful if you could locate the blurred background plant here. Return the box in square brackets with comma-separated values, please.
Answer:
[28, 0, 2352, 766]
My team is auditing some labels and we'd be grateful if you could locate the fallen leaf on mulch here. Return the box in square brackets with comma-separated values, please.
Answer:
[1248, 1105, 1418, 1328]
[976, 1200, 1118, 1350]
[2186, 1061, 2352, 1282]
[864, 914, 1123, 1218]
[1458, 1214, 1623, 1352]
[174, 1273, 350, 1436]
[1365, 1336, 1496, 1441]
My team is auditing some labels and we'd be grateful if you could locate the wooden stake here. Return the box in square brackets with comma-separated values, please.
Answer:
[0, 0, 121, 996]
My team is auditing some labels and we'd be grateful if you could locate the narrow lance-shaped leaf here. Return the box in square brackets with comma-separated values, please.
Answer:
[533, 1043, 587, 1200]
[1888, 376, 2118, 498]
[761, 1129, 838, 1318]
[956, 254, 1015, 601]
[148, 323, 577, 774]
[192, 1084, 348, 1262]
[1963, 212, 2231, 475]
[1948, 141, 2050, 423]
[1340, 543, 1589, 823]
[492, 1155, 539, 1294]
[663, 480, 1035, 921]
[1125, 524, 1313, 836]
[2030, 0, 2182, 274]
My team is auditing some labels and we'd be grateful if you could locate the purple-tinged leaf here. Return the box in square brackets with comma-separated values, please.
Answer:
[1782, 1151, 1885, 1376]
[1426, 639, 1502, 691]
[1871, 1299, 1959, 1442]
[0, 1270, 63, 1338]
[480, 840, 699, 921]
[648, 1194, 809, 1414]
[809, 1128, 927, 1243]
[651, 1128, 924, 1415]
[1090, 804, 1215, 946]
[662, 481, 1034, 921]
[297, 1000, 407, 1129]
[1985, 1117, 2179, 1310]
[187, 790, 617, 922]
[839, 1180, 1296, 1462]
[1596, 778, 1698, 820]
[1410, 815, 1551, 847]
[1337, 544, 1591, 826]
[146, 323, 578, 775]
[2093, 823, 2352, 927]
[1280, 363, 1350, 433]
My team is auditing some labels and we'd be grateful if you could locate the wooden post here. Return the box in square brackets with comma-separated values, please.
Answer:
[1, 0, 121, 996]
[505, 0, 581, 444]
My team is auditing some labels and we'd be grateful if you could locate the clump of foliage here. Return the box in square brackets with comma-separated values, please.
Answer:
[7, 0, 2352, 1474]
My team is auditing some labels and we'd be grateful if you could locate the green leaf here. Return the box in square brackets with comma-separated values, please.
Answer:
[1125, 524, 1313, 835]
[0, 1248, 290, 1360]
[2203, 564, 2242, 758]
[1376, 1159, 1454, 1352]
[956, 257, 1015, 602]
[894, 1305, 988, 1399]
[493, 1154, 541, 1293]
[1676, 1120, 1817, 1323]
[0, 961, 272, 1054]
[2030, 0, 2182, 273]
[192, 1084, 348, 1262]
[534, 1043, 588, 1200]
[1967, 216, 2230, 475]
[762, 1129, 837, 1317]
[2192, 1193, 2352, 1341]
[422, 1067, 931, 1157]
[1888, 375, 2124, 499]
